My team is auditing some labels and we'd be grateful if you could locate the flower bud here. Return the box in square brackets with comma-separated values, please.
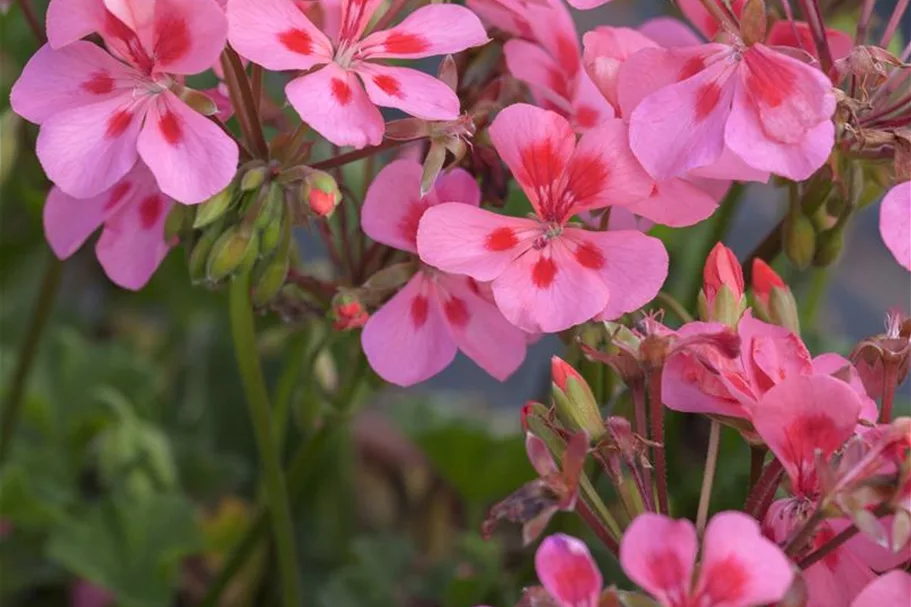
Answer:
[551, 357, 604, 440]
[767, 284, 801, 335]
[330, 293, 369, 330]
[751, 259, 785, 307]
[252, 253, 289, 307]
[240, 164, 268, 192]
[752, 259, 800, 333]
[194, 186, 235, 229]
[207, 226, 258, 282]
[176, 86, 219, 116]
[421, 142, 448, 197]
[302, 170, 342, 217]
[700, 243, 745, 325]
[740, 0, 767, 46]
[188, 223, 221, 284]
[163, 203, 190, 242]
[783, 212, 817, 270]
[813, 223, 846, 267]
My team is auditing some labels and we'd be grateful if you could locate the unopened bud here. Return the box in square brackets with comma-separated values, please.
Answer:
[164, 203, 190, 242]
[813, 224, 846, 267]
[176, 86, 219, 116]
[421, 142, 447, 197]
[207, 226, 258, 281]
[252, 253, 289, 307]
[302, 170, 341, 217]
[767, 282, 801, 334]
[711, 284, 743, 327]
[551, 357, 604, 440]
[330, 293, 369, 330]
[701, 243, 745, 325]
[255, 183, 284, 230]
[783, 212, 816, 270]
[751, 259, 785, 308]
[194, 186, 235, 228]
[188, 224, 221, 284]
[240, 165, 268, 192]
[740, 0, 767, 46]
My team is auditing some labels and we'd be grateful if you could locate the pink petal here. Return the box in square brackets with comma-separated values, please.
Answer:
[638, 17, 703, 48]
[356, 4, 488, 60]
[582, 26, 658, 109]
[356, 63, 460, 121]
[10, 42, 137, 125]
[526, 432, 558, 477]
[362, 159, 431, 253]
[337, 0, 385, 46]
[504, 39, 573, 112]
[43, 187, 111, 260]
[851, 572, 911, 607]
[570, 70, 617, 132]
[137, 91, 239, 204]
[620, 513, 697, 605]
[490, 237, 610, 333]
[880, 182, 911, 271]
[37, 93, 146, 199]
[567, 228, 667, 320]
[843, 516, 911, 572]
[662, 349, 751, 418]
[417, 202, 539, 282]
[285, 64, 384, 149]
[535, 534, 602, 607]
[46, 0, 107, 48]
[765, 21, 855, 63]
[437, 274, 527, 381]
[695, 511, 794, 607]
[628, 49, 738, 180]
[686, 144, 772, 182]
[467, 0, 531, 38]
[564, 0, 610, 9]
[361, 273, 457, 386]
[812, 353, 879, 423]
[435, 168, 481, 208]
[143, 0, 229, 74]
[738, 312, 813, 393]
[624, 178, 719, 227]
[520, 0, 579, 77]
[227, 0, 333, 71]
[750, 375, 862, 495]
[487, 104, 575, 219]
[803, 537, 876, 607]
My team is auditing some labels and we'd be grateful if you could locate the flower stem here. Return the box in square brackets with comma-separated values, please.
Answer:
[647, 370, 670, 515]
[657, 291, 694, 323]
[15, 0, 45, 43]
[229, 271, 303, 607]
[312, 138, 410, 170]
[784, 508, 825, 556]
[880, 362, 898, 423]
[0, 256, 61, 465]
[576, 495, 621, 555]
[221, 48, 269, 159]
[696, 420, 722, 535]
[796, 0, 834, 74]
[630, 383, 655, 512]
[745, 458, 784, 517]
[748, 445, 767, 491]
[797, 503, 891, 569]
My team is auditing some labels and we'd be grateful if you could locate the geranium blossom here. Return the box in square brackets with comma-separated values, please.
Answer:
[880, 182, 910, 271]
[417, 104, 667, 333]
[360, 160, 526, 386]
[227, 0, 488, 148]
[43, 162, 173, 290]
[534, 533, 602, 607]
[851, 571, 911, 607]
[11, 0, 238, 203]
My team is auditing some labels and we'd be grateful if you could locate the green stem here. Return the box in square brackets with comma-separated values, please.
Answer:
[656, 291, 694, 324]
[229, 272, 302, 607]
[0, 256, 62, 465]
[15, 0, 46, 43]
[273, 333, 312, 452]
[696, 420, 721, 535]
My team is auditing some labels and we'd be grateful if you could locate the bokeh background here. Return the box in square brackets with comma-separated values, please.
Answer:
[0, 0, 909, 605]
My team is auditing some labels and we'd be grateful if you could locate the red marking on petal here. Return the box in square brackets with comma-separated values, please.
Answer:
[105, 109, 133, 138]
[382, 32, 430, 55]
[138, 195, 163, 229]
[565, 153, 610, 207]
[444, 296, 470, 327]
[153, 14, 190, 66]
[532, 257, 557, 288]
[743, 48, 796, 109]
[373, 74, 403, 98]
[399, 202, 426, 245]
[575, 241, 605, 269]
[485, 227, 519, 251]
[575, 106, 598, 129]
[699, 556, 748, 603]
[82, 71, 114, 95]
[784, 413, 840, 491]
[331, 78, 353, 105]
[410, 295, 429, 328]
[694, 82, 723, 121]
[555, 34, 578, 75]
[159, 111, 183, 145]
[645, 550, 688, 592]
[678, 55, 706, 81]
[547, 68, 572, 100]
[518, 141, 563, 195]
[467, 277, 481, 294]
[279, 28, 313, 55]
[104, 182, 133, 211]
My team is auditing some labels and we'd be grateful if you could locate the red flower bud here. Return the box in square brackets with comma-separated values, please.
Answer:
[302, 170, 341, 217]
[331, 295, 368, 330]
[703, 242, 745, 300]
[551, 356, 585, 392]
[752, 258, 786, 305]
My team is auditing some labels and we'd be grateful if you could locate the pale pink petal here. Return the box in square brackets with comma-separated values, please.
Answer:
[582, 26, 658, 109]
[142, 0, 228, 74]
[46, 0, 106, 48]
[286, 64, 384, 149]
[675, 0, 745, 41]
[227, 0, 333, 71]
[851, 571, 911, 607]
[623, 178, 719, 228]
[504, 39, 573, 111]
[356, 4, 488, 60]
[361, 273, 457, 386]
[765, 21, 855, 62]
[804, 537, 876, 607]
[36, 94, 146, 199]
[362, 159, 428, 253]
[10, 42, 137, 125]
[522, 0, 579, 76]
[565, 118, 654, 212]
[880, 182, 911, 271]
[466, 0, 531, 38]
[565, 228, 667, 320]
[687, 144, 772, 182]
[570, 70, 617, 131]
[565, 0, 610, 9]
[437, 274, 527, 381]
[638, 17, 703, 48]
[662, 351, 750, 418]
[628, 50, 738, 180]
[487, 104, 576, 219]
[812, 353, 879, 423]
[842, 517, 911, 572]
[750, 375, 862, 495]
[357, 63, 460, 121]
[435, 168, 481, 208]
[695, 511, 793, 607]
[535, 534, 602, 607]
[620, 513, 697, 605]
[43, 187, 111, 260]
[490, 237, 610, 333]
[738, 312, 813, 393]
[337, 0, 385, 46]
[137, 91, 239, 204]
[417, 203, 540, 281]
[526, 433, 558, 477]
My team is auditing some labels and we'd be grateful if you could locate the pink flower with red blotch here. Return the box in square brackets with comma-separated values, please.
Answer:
[44, 162, 173, 290]
[11, 0, 238, 203]
[226, 0, 488, 149]
[500, 0, 615, 132]
[621, 35, 836, 181]
[851, 571, 911, 607]
[417, 104, 666, 334]
[620, 511, 794, 607]
[534, 534, 602, 607]
[880, 182, 910, 271]
[360, 159, 526, 387]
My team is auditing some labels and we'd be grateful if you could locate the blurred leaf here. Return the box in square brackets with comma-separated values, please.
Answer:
[318, 535, 415, 607]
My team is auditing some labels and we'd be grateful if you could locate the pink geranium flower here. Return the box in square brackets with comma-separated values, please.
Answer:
[44, 162, 173, 290]
[227, 0, 488, 149]
[620, 511, 794, 607]
[11, 0, 238, 203]
[851, 571, 911, 607]
[879, 182, 910, 271]
[534, 534, 603, 607]
[360, 160, 527, 386]
[417, 104, 667, 333]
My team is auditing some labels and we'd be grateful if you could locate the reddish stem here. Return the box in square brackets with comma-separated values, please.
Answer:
[880, 0, 909, 48]
[745, 458, 784, 518]
[576, 499, 620, 555]
[796, 0, 834, 75]
[630, 382, 655, 512]
[879, 362, 899, 423]
[647, 371, 670, 515]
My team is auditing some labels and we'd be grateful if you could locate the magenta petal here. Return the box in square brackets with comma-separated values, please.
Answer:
[227, 0, 333, 71]
[46, 0, 106, 49]
[620, 513, 697, 605]
[147, 0, 229, 74]
[362, 159, 428, 253]
[43, 187, 111, 260]
[851, 572, 911, 607]
[535, 534, 602, 607]
[356, 4, 488, 60]
[880, 182, 911, 271]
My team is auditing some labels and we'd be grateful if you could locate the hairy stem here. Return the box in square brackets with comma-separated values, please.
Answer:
[647, 371, 670, 515]
[745, 458, 784, 517]
[880, 0, 908, 48]
[879, 361, 898, 423]
[630, 383, 655, 512]
[221, 48, 269, 159]
[657, 292, 694, 323]
[696, 420, 722, 534]
[576, 496, 621, 555]
[312, 138, 411, 170]
[748, 445, 767, 492]
[796, 0, 834, 74]
[229, 271, 302, 607]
